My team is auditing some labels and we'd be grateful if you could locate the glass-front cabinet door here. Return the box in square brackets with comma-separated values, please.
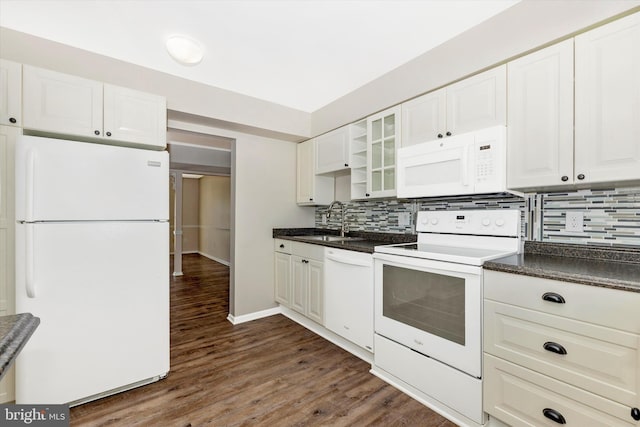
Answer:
[367, 106, 400, 198]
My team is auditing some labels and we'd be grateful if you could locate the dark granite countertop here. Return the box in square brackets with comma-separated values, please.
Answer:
[273, 228, 416, 254]
[0, 313, 40, 380]
[484, 241, 640, 293]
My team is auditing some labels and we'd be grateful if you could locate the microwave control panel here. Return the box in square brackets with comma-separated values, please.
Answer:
[476, 144, 496, 182]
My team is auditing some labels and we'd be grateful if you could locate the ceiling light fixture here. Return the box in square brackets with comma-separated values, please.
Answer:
[166, 35, 204, 65]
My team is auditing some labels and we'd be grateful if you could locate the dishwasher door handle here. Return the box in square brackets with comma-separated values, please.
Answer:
[326, 253, 371, 268]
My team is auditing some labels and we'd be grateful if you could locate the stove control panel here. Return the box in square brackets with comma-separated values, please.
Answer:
[417, 209, 520, 237]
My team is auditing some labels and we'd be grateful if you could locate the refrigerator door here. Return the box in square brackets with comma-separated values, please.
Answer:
[15, 135, 168, 222]
[15, 221, 169, 404]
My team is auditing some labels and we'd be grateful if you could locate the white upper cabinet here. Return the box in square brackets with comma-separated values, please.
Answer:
[575, 12, 640, 186]
[507, 39, 574, 189]
[401, 90, 446, 147]
[296, 139, 334, 205]
[401, 65, 506, 147]
[367, 105, 400, 198]
[23, 65, 166, 149]
[103, 84, 167, 148]
[0, 60, 22, 127]
[23, 65, 104, 138]
[315, 125, 350, 174]
[446, 65, 506, 136]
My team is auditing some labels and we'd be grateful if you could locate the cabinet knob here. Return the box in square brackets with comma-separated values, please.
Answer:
[344, 163, 349, 167]
[309, 198, 313, 201]
[365, 193, 370, 197]
[279, 244, 284, 248]
[9, 117, 17, 124]
[542, 408, 566, 424]
[543, 341, 568, 355]
[631, 408, 640, 421]
[437, 133, 443, 139]
[561, 175, 569, 182]
[94, 130, 100, 136]
[577, 173, 585, 180]
[446, 131, 452, 136]
[106, 131, 112, 137]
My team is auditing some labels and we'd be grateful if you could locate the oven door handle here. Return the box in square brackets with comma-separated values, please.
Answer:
[326, 253, 371, 268]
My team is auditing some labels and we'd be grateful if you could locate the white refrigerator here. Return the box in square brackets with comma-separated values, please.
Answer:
[15, 135, 170, 405]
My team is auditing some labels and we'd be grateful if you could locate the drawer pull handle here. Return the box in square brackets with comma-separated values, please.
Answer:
[279, 244, 285, 248]
[632, 408, 640, 421]
[542, 292, 565, 304]
[543, 408, 566, 424]
[544, 341, 567, 355]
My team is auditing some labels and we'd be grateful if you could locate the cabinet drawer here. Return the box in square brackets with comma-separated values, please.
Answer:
[274, 239, 292, 254]
[485, 300, 640, 407]
[484, 270, 640, 333]
[484, 354, 636, 426]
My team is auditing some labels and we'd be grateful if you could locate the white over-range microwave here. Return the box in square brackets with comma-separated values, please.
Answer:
[397, 125, 510, 198]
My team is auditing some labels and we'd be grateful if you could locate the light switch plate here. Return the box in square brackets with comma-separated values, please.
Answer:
[566, 211, 583, 232]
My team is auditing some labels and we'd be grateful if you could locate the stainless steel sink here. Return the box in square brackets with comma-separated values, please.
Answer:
[297, 235, 365, 242]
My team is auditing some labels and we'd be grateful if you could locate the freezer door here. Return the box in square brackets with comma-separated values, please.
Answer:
[16, 135, 168, 221]
[15, 221, 169, 404]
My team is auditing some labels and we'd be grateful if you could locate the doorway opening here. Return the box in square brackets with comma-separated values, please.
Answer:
[167, 129, 233, 277]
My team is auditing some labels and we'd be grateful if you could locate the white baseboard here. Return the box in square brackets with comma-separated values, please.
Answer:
[198, 251, 231, 266]
[227, 307, 281, 325]
[169, 250, 199, 255]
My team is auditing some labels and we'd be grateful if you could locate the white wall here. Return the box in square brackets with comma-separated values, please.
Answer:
[169, 119, 315, 318]
[199, 176, 231, 264]
[311, 0, 640, 135]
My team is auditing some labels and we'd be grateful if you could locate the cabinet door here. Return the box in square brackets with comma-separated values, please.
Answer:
[0, 59, 22, 127]
[575, 12, 640, 185]
[274, 252, 291, 306]
[296, 139, 333, 205]
[290, 256, 306, 315]
[507, 40, 574, 189]
[306, 259, 324, 325]
[367, 105, 400, 198]
[401, 89, 446, 147]
[446, 65, 506, 137]
[23, 65, 103, 138]
[103, 84, 167, 149]
[296, 140, 314, 204]
[315, 126, 349, 174]
[0, 125, 17, 403]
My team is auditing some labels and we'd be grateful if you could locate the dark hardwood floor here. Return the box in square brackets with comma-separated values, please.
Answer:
[70, 254, 456, 426]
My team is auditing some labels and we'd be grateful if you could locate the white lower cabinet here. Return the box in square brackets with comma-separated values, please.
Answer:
[483, 270, 640, 426]
[274, 239, 324, 325]
[324, 248, 373, 352]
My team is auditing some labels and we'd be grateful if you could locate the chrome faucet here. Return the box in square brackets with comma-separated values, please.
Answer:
[326, 200, 348, 237]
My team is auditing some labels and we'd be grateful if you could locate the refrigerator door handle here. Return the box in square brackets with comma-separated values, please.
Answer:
[26, 147, 36, 222]
[26, 224, 36, 298]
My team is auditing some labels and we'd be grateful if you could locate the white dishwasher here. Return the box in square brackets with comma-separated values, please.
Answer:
[324, 248, 374, 352]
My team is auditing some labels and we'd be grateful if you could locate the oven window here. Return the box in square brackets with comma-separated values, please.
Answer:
[383, 265, 465, 345]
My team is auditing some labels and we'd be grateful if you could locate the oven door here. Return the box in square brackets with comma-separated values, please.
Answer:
[374, 252, 483, 378]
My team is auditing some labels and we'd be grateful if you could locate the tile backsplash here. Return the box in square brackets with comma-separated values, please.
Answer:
[315, 186, 640, 247]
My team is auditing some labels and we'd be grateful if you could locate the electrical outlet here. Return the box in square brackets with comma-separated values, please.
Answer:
[398, 212, 411, 226]
[321, 214, 327, 225]
[565, 212, 584, 232]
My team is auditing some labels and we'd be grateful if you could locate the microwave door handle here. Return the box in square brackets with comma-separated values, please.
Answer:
[461, 145, 470, 186]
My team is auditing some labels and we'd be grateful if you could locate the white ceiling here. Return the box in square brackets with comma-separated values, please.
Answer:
[0, 0, 520, 112]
